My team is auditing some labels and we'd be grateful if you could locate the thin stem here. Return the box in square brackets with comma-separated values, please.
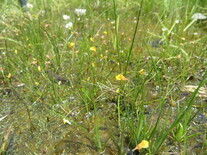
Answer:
[124, 0, 144, 74]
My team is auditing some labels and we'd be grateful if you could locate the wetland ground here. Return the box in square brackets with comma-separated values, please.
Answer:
[0, 0, 207, 154]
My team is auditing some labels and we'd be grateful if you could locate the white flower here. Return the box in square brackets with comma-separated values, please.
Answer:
[26, 3, 33, 8]
[65, 22, 73, 29]
[40, 10, 46, 15]
[175, 20, 180, 23]
[162, 27, 168, 32]
[191, 13, 207, 20]
[63, 15, 70, 20]
[63, 118, 71, 125]
[74, 9, 86, 16]
[17, 83, 24, 87]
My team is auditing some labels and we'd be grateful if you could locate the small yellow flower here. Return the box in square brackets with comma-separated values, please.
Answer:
[115, 74, 128, 81]
[132, 140, 149, 152]
[91, 63, 95, 67]
[38, 66, 41, 71]
[116, 88, 120, 93]
[7, 73, 12, 79]
[90, 37, 94, 42]
[103, 31, 107, 35]
[90, 46, 96, 52]
[67, 42, 74, 49]
[138, 69, 144, 75]
[100, 54, 108, 60]
[14, 49, 18, 54]
[35, 82, 39, 86]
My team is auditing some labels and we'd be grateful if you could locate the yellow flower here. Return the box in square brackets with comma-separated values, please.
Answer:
[90, 46, 96, 52]
[138, 69, 144, 75]
[100, 54, 108, 60]
[115, 74, 128, 81]
[14, 49, 18, 54]
[67, 42, 74, 49]
[100, 54, 103, 59]
[103, 31, 107, 35]
[116, 88, 120, 93]
[35, 82, 39, 86]
[132, 140, 149, 152]
[91, 63, 95, 67]
[90, 37, 94, 42]
[7, 73, 12, 79]
[38, 66, 41, 71]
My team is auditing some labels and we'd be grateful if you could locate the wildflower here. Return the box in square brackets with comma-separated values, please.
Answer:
[138, 69, 144, 75]
[14, 49, 18, 54]
[175, 20, 180, 23]
[103, 31, 107, 35]
[162, 27, 168, 32]
[7, 73, 12, 79]
[100, 54, 108, 60]
[44, 24, 49, 28]
[67, 42, 74, 49]
[35, 82, 39, 86]
[91, 63, 95, 67]
[40, 10, 46, 16]
[132, 140, 149, 152]
[116, 88, 120, 93]
[63, 15, 70, 20]
[115, 74, 128, 81]
[74, 9, 86, 16]
[181, 37, 185, 41]
[17, 83, 24, 87]
[90, 37, 94, 42]
[191, 13, 207, 20]
[63, 118, 71, 125]
[38, 66, 41, 71]
[177, 54, 181, 58]
[90, 46, 96, 52]
[100, 54, 104, 60]
[65, 22, 73, 29]
[26, 3, 33, 8]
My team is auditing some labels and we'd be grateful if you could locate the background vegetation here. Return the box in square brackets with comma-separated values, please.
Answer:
[0, 0, 207, 154]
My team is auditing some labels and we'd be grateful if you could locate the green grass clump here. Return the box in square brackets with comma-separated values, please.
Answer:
[0, 0, 207, 154]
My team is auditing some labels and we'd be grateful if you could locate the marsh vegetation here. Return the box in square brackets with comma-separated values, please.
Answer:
[0, 0, 207, 154]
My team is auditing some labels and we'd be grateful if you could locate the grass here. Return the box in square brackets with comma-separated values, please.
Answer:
[0, 0, 207, 154]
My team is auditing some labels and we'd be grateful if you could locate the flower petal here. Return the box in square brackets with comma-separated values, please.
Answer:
[132, 140, 149, 152]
